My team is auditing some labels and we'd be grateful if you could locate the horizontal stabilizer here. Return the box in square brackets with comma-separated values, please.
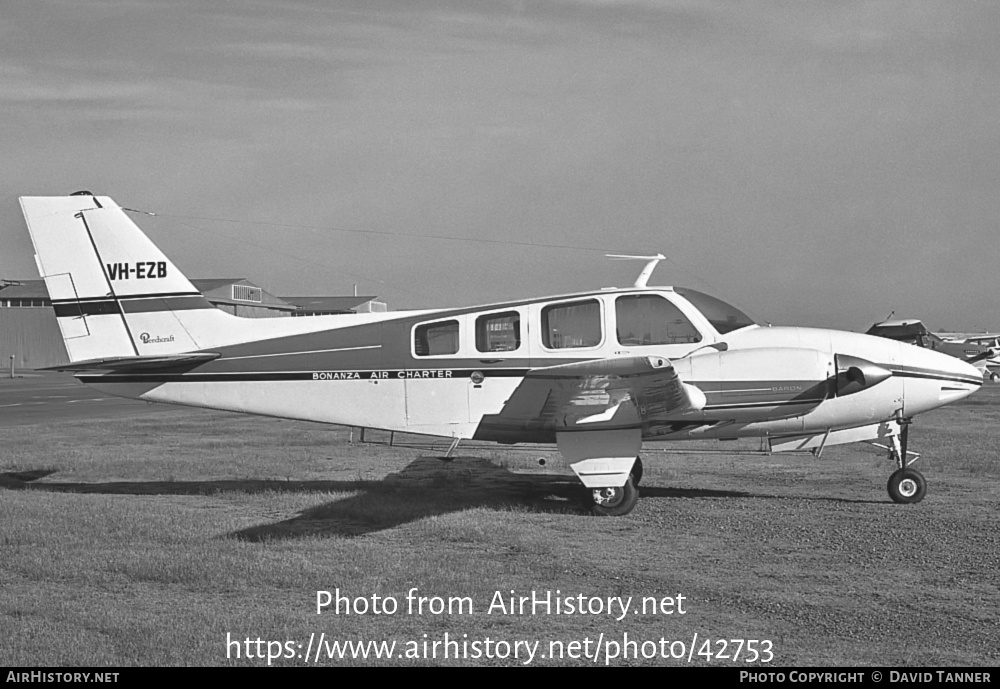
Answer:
[42, 352, 220, 372]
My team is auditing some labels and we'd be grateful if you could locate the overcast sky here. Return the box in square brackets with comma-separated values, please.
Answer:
[2, 0, 998, 331]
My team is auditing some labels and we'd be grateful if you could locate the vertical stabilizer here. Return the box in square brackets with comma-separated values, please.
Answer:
[20, 194, 216, 362]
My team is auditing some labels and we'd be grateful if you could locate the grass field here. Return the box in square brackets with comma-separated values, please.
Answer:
[1, 380, 998, 666]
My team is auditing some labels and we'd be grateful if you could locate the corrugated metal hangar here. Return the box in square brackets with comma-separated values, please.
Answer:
[0, 278, 385, 370]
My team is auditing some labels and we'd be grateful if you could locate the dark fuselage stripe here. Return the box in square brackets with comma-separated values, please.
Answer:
[888, 368, 982, 386]
[51, 291, 204, 303]
[54, 300, 122, 317]
[80, 369, 528, 383]
[704, 399, 825, 410]
[77, 369, 826, 409]
[52, 293, 214, 316]
[78, 364, 982, 390]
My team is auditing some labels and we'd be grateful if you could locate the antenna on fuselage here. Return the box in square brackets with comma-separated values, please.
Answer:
[606, 253, 666, 288]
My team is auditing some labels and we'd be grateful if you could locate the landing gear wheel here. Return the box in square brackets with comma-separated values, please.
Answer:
[589, 477, 639, 517]
[887, 468, 926, 504]
[631, 456, 644, 487]
[990, 372, 999, 383]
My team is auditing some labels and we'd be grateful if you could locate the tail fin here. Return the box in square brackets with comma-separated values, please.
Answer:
[20, 194, 218, 363]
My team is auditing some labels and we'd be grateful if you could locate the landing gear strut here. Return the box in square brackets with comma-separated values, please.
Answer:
[885, 420, 926, 504]
[631, 456, 644, 487]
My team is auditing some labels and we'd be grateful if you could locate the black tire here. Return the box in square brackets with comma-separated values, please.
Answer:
[631, 456, 644, 487]
[887, 468, 926, 504]
[590, 476, 640, 517]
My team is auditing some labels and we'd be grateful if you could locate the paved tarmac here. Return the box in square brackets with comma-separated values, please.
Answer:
[0, 371, 181, 427]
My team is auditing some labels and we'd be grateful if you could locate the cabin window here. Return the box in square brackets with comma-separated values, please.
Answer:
[615, 294, 702, 345]
[414, 320, 460, 356]
[476, 311, 521, 352]
[542, 299, 602, 349]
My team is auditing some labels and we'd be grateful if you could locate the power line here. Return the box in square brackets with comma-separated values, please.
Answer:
[130, 209, 636, 255]
[123, 206, 763, 319]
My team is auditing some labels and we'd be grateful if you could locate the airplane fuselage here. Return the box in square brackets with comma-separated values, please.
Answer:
[77, 286, 982, 444]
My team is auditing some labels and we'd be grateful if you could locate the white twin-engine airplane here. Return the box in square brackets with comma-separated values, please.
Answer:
[20, 194, 984, 516]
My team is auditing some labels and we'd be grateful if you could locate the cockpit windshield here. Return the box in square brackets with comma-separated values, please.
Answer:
[675, 288, 756, 334]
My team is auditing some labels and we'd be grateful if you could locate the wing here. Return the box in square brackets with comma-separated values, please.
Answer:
[476, 355, 705, 440]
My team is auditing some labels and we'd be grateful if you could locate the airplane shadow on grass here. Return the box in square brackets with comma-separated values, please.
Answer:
[0, 457, 587, 537]
[0, 456, 879, 539]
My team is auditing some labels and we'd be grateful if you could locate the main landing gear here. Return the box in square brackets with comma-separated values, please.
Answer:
[590, 476, 639, 517]
[561, 430, 644, 517]
[885, 420, 926, 504]
[588, 457, 643, 517]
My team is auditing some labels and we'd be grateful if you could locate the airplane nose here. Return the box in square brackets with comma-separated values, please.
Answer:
[898, 345, 983, 416]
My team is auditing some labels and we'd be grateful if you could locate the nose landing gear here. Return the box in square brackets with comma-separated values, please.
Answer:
[885, 420, 926, 504]
[887, 467, 926, 503]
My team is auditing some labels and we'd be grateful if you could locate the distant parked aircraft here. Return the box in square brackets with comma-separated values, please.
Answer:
[943, 334, 1000, 382]
[866, 320, 999, 382]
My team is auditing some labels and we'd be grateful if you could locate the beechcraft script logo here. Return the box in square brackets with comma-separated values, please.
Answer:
[140, 333, 175, 344]
[106, 262, 167, 280]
